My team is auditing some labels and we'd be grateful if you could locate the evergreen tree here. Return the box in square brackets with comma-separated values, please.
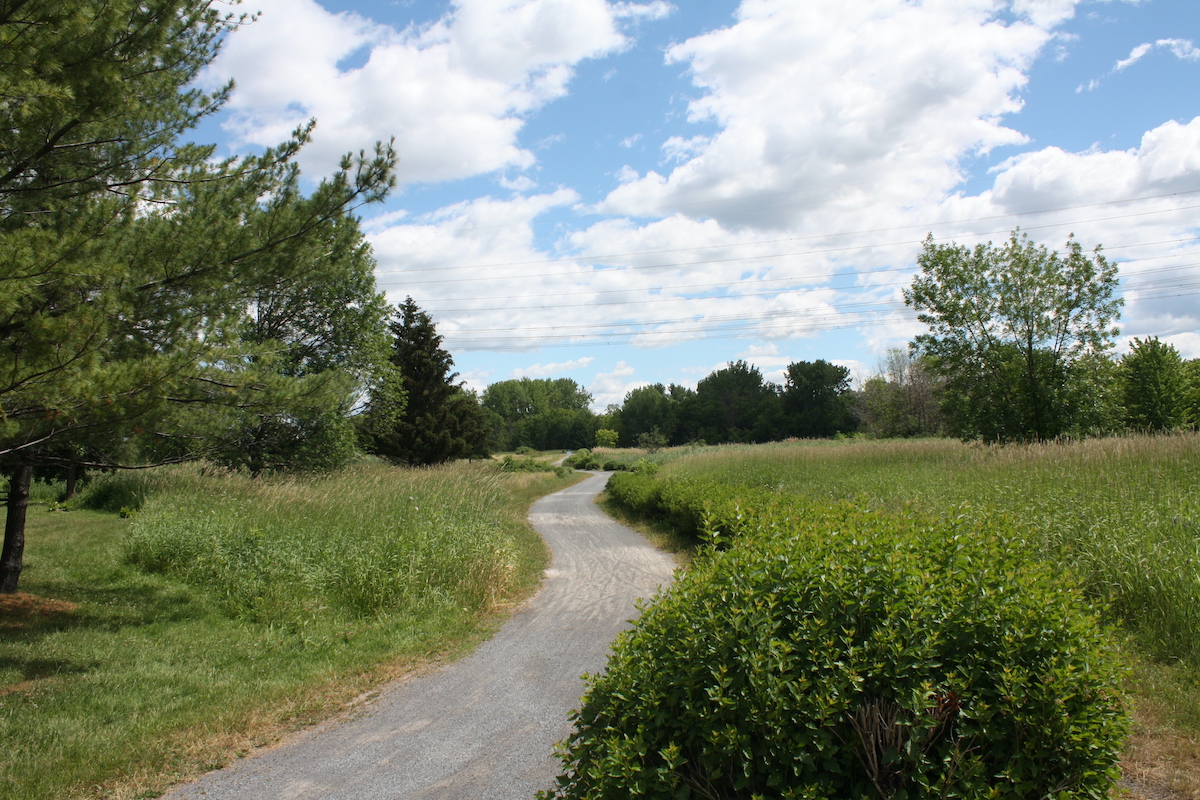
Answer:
[363, 298, 490, 465]
[0, 0, 396, 591]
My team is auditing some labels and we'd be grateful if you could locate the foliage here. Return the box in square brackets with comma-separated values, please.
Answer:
[594, 429, 619, 448]
[564, 448, 602, 470]
[500, 454, 571, 477]
[1186, 359, 1200, 426]
[0, 0, 396, 590]
[636, 428, 669, 453]
[617, 384, 677, 446]
[2, 461, 573, 800]
[780, 359, 856, 438]
[905, 231, 1121, 442]
[1120, 337, 1189, 431]
[544, 497, 1127, 799]
[687, 360, 778, 444]
[609, 435, 1200, 666]
[520, 408, 598, 451]
[856, 349, 945, 438]
[481, 377, 595, 451]
[361, 297, 489, 465]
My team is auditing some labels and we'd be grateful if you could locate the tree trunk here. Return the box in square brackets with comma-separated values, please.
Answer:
[1, 463, 33, 593]
[64, 461, 77, 500]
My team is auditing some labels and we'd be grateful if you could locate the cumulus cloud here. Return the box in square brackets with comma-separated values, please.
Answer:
[597, 0, 1046, 232]
[204, 0, 665, 182]
[588, 360, 642, 408]
[511, 357, 596, 378]
[246, 0, 1197, 372]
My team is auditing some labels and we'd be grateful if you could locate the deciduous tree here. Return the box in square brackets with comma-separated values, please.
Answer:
[904, 231, 1121, 442]
[1120, 337, 1188, 431]
[780, 360, 855, 438]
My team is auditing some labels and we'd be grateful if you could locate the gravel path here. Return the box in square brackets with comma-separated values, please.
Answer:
[162, 471, 675, 800]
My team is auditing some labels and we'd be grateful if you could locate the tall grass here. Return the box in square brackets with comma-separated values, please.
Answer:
[3, 461, 572, 800]
[84, 462, 524, 620]
[650, 434, 1200, 665]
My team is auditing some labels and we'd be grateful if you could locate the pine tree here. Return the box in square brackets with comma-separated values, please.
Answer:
[0, 0, 396, 591]
[363, 298, 490, 465]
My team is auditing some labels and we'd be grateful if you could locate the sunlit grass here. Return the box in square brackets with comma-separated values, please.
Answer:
[0, 461, 577, 800]
[660, 433, 1200, 666]
[621, 434, 1200, 794]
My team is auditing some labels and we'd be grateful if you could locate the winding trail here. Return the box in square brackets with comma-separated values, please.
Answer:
[162, 471, 675, 800]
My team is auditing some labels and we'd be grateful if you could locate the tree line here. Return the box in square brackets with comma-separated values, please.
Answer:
[477, 230, 1200, 452]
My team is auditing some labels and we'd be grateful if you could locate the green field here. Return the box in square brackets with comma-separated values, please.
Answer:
[601, 433, 1200, 796]
[0, 460, 578, 800]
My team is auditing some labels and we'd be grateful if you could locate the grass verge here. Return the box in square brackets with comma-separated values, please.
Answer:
[0, 461, 581, 800]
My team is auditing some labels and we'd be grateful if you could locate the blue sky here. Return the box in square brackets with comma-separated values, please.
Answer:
[198, 0, 1200, 408]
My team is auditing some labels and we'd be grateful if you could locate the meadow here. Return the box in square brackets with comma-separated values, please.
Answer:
[602, 433, 1200, 796]
[0, 459, 578, 800]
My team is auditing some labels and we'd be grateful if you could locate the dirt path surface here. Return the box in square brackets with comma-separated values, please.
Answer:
[162, 472, 675, 800]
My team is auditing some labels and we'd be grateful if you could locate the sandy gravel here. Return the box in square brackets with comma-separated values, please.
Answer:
[161, 471, 675, 800]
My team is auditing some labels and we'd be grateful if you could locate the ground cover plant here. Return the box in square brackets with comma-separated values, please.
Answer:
[0, 460, 576, 800]
[592, 433, 1200, 797]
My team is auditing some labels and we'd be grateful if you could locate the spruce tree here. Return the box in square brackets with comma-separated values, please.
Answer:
[364, 298, 490, 465]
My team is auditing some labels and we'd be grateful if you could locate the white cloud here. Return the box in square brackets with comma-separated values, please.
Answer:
[459, 367, 495, 395]
[498, 174, 538, 191]
[204, 0, 652, 182]
[619, 133, 643, 148]
[511, 357, 595, 378]
[1162, 332, 1200, 360]
[1082, 37, 1199, 91]
[589, 361, 642, 409]
[1116, 38, 1200, 72]
[334, 0, 1196, 364]
[1115, 41, 1155, 71]
[611, 1, 673, 21]
[597, 0, 1048, 232]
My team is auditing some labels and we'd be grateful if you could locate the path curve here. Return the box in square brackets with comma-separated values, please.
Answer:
[162, 472, 675, 800]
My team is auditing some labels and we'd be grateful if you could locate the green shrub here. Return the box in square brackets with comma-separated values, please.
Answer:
[543, 502, 1128, 799]
[564, 448, 607, 470]
[595, 429, 619, 448]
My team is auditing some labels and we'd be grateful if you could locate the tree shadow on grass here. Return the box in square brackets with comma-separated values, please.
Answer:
[0, 578, 212, 643]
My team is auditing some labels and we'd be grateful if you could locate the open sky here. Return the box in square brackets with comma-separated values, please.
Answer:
[195, 0, 1200, 409]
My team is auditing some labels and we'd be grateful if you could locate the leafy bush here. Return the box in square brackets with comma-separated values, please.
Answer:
[595, 429, 619, 448]
[543, 502, 1128, 799]
[564, 448, 606, 470]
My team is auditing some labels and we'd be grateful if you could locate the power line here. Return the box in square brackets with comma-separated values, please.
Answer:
[374, 189, 1200, 277]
